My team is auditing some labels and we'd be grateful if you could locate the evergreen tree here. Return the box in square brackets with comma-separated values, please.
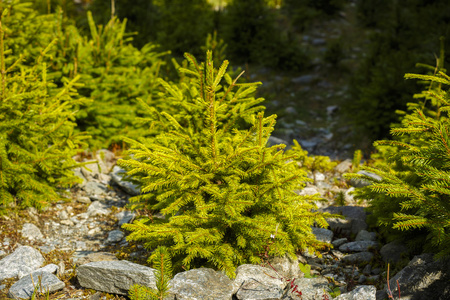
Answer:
[346, 57, 450, 258]
[118, 52, 334, 277]
[72, 12, 169, 149]
[0, 19, 88, 213]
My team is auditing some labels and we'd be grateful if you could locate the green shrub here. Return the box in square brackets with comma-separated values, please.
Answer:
[118, 52, 333, 277]
[1, 2, 169, 150]
[0, 20, 88, 213]
[71, 12, 169, 149]
[346, 64, 450, 258]
[0, 1, 59, 64]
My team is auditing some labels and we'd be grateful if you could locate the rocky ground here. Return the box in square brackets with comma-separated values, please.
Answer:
[1, 149, 449, 300]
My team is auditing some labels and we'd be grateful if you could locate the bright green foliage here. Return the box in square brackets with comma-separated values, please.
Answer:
[65, 12, 169, 149]
[298, 262, 315, 278]
[201, 31, 227, 68]
[352, 149, 362, 172]
[0, 20, 88, 213]
[128, 246, 172, 300]
[0, 1, 58, 64]
[1, 2, 169, 149]
[119, 52, 332, 277]
[345, 67, 450, 258]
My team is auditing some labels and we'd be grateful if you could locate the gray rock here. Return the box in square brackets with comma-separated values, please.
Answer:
[335, 160, 352, 174]
[21, 223, 44, 240]
[344, 187, 356, 204]
[351, 219, 368, 235]
[71, 212, 89, 224]
[58, 210, 69, 220]
[380, 241, 409, 264]
[321, 206, 368, 234]
[83, 181, 108, 197]
[355, 230, 376, 241]
[326, 218, 352, 233]
[233, 264, 285, 299]
[339, 241, 378, 253]
[332, 238, 348, 248]
[341, 252, 374, 264]
[335, 285, 376, 300]
[291, 74, 316, 84]
[18, 264, 58, 279]
[106, 230, 124, 243]
[386, 254, 450, 300]
[331, 250, 345, 260]
[81, 161, 100, 180]
[77, 196, 92, 204]
[285, 106, 298, 115]
[314, 172, 326, 182]
[116, 211, 135, 226]
[74, 252, 118, 266]
[321, 206, 366, 221]
[77, 260, 157, 295]
[111, 166, 140, 196]
[0, 246, 45, 281]
[311, 38, 326, 46]
[87, 201, 111, 217]
[168, 268, 234, 300]
[236, 278, 283, 299]
[312, 227, 334, 244]
[73, 167, 87, 186]
[326, 105, 339, 117]
[362, 264, 372, 275]
[8, 271, 65, 300]
[281, 277, 331, 299]
[268, 255, 303, 280]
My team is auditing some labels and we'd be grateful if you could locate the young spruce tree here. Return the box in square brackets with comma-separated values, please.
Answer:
[0, 18, 88, 213]
[118, 52, 333, 277]
[346, 54, 450, 258]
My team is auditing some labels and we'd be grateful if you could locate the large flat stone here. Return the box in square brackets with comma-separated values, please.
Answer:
[386, 254, 450, 300]
[0, 246, 44, 281]
[168, 268, 234, 300]
[335, 285, 376, 300]
[8, 271, 64, 300]
[339, 241, 379, 253]
[281, 277, 331, 299]
[341, 252, 374, 264]
[77, 260, 157, 295]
